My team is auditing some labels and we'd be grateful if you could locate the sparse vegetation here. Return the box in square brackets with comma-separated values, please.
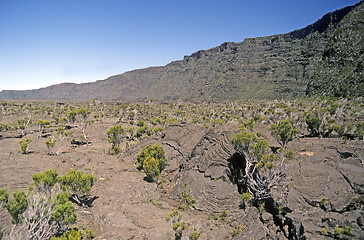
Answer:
[0, 169, 97, 239]
[0, 96, 362, 239]
[166, 209, 187, 240]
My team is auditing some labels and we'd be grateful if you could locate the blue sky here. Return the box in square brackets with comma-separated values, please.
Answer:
[0, 0, 360, 91]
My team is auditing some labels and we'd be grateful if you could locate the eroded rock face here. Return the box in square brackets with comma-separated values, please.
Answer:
[171, 125, 240, 214]
[1, 2, 362, 101]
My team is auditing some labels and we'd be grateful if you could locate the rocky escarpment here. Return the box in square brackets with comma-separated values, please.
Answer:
[120, 124, 364, 239]
[1, 2, 363, 101]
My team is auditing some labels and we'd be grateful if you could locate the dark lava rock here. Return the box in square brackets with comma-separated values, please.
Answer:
[121, 124, 364, 239]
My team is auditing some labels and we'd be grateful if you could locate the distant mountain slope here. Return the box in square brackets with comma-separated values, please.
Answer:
[1, 1, 363, 101]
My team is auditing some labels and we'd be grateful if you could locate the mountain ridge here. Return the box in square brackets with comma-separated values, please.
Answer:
[1, 1, 363, 101]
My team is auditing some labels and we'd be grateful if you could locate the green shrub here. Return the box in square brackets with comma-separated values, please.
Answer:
[32, 169, 59, 189]
[166, 209, 186, 240]
[232, 131, 257, 153]
[219, 210, 228, 220]
[178, 183, 196, 209]
[334, 225, 344, 235]
[19, 138, 32, 154]
[250, 139, 269, 161]
[0, 188, 8, 206]
[270, 119, 298, 147]
[284, 150, 295, 160]
[240, 118, 255, 130]
[321, 228, 328, 235]
[142, 156, 160, 181]
[151, 126, 164, 135]
[257, 153, 279, 170]
[135, 126, 149, 138]
[355, 121, 363, 139]
[190, 228, 201, 240]
[46, 138, 57, 151]
[5, 190, 28, 223]
[305, 114, 320, 136]
[3, 168, 97, 239]
[136, 144, 167, 180]
[60, 170, 97, 194]
[50, 226, 82, 240]
[107, 125, 125, 154]
[85, 227, 96, 239]
[52, 201, 77, 226]
[54, 191, 71, 205]
[0, 123, 11, 132]
[344, 226, 352, 236]
[241, 191, 251, 203]
[137, 119, 146, 127]
[334, 124, 346, 136]
[67, 111, 77, 123]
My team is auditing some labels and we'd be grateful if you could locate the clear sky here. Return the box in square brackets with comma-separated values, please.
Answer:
[0, 0, 360, 91]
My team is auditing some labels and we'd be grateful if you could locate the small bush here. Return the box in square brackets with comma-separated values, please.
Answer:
[50, 226, 82, 240]
[137, 119, 146, 127]
[190, 228, 201, 240]
[143, 156, 160, 181]
[258, 153, 279, 170]
[241, 191, 251, 203]
[231, 224, 245, 237]
[85, 228, 96, 239]
[270, 119, 298, 147]
[178, 183, 196, 209]
[107, 125, 125, 154]
[344, 226, 352, 236]
[5, 190, 28, 223]
[0, 188, 9, 206]
[219, 210, 228, 220]
[136, 144, 167, 181]
[334, 225, 344, 235]
[46, 138, 56, 150]
[32, 169, 59, 189]
[355, 121, 363, 139]
[60, 169, 97, 194]
[232, 131, 257, 153]
[305, 114, 320, 136]
[52, 201, 77, 226]
[284, 150, 295, 160]
[166, 209, 187, 240]
[250, 139, 269, 161]
[19, 138, 32, 154]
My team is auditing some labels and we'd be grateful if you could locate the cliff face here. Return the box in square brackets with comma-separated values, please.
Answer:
[1, 2, 363, 101]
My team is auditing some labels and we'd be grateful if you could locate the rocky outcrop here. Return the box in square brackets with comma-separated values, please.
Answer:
[121, 124, 364, 239]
